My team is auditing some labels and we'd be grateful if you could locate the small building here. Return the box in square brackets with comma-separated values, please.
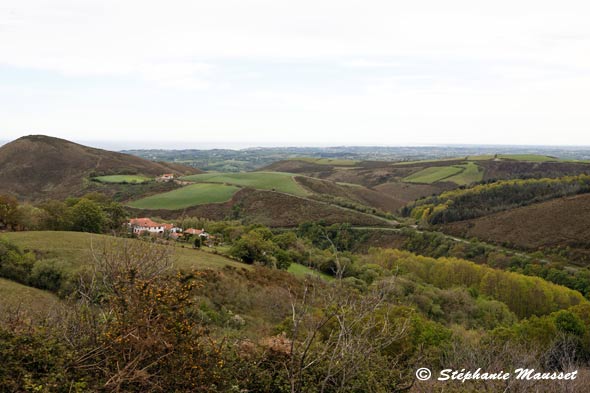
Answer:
[184, 228, 209, 238]
[129, 218, 170, 235]
[156, 173, 175, 182]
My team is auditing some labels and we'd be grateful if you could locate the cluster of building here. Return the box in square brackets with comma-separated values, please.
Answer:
[128, 217, 210, 241]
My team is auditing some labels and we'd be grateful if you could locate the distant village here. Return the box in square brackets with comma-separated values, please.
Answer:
[128, 217, 214, 245]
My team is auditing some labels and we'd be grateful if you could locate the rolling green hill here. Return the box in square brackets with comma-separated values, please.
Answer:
[181, 172, 310, 197]
[127, 183, 239, 210]
[1, 231, 248, 273]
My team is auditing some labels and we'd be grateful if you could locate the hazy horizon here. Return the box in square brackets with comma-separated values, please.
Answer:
[2, 134, 590, 151]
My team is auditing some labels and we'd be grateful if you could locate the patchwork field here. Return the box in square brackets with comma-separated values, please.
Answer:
[93, 175, 152, 183]
[403, 165, 464, 184]
[403, 162, 483, 185]
[181, 172, 310, 196]
[445, 162, 484, 185]
[127, 183, 239, 209]
[1, 231, 248, 272]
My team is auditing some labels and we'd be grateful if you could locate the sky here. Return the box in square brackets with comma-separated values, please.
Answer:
[1, 0, 590, 148]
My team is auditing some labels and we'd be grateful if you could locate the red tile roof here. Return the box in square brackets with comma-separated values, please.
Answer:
[184, 228, 204, 235]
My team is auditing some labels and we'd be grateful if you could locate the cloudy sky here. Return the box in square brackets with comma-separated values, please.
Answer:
[1, 0, 590, 148]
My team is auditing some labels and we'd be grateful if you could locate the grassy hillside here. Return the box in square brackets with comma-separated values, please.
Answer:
[0, 135, 200, 201]
[128, 183, 239, 209]
[444, 162, 484, 185]
[1, 231, 248, 272]
[181, 172, 310, 197]
[0, 278, 60, 314]
[403, 165, 464, 184]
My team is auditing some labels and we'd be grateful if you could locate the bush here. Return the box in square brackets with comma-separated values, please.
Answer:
[29, 259, 68, 293]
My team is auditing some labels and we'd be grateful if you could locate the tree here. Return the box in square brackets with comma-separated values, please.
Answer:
[229, 231, 277, 266]
[193, 236, 202, 248]
[38, 200, 72, 230]
[0, 194, 19, 230]
[69, 198, 106, 233]
[102, 202, 129, 232]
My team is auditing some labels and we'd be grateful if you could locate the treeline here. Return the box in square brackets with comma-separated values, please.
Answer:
[0, 193, 128, 234]
[403, 174, 590, 224]
[396, 228, 590, 298]
[366, 248, 587, 319]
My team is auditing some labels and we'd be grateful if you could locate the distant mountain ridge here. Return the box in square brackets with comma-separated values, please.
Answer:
[0, 135, 201, 201]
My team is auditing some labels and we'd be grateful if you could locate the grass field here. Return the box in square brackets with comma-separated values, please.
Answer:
[181, 172, 310, 197]
[127, 183, 239, 209]
[0, 278, 60, 314]
[392, 157, 461, 166]
[445, 162, 484, 185]
[1, 231, 249, 273]
[92, 175, 152, 183]
[403, 165, 464, 184]
[287, 263, 332, 280]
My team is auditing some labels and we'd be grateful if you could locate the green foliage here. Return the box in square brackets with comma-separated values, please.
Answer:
[0, 239, 36, 284]
[367, 248, 587, 319]
[69, 198, 106, 233]
[229, 230, 278, 266]
[553, 310, 586, 336]
[0, 326, 82, 391]
[0, 194, 19, 230]
[405, 174, 590, 224]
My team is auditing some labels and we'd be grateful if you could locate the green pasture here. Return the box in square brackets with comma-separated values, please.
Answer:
[92, 175, 152, 183]
[445, 162, 484, 185]
[181, 172, 310, 197]
[0, 278, 60, 314]
[1, 231, 248, 273]
[403, 166, 464, 184]
[127, 183, 239, 209]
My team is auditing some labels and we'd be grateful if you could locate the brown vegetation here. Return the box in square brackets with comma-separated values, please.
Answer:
[0, 135, 200, 201]
[444, 194, 590, 264]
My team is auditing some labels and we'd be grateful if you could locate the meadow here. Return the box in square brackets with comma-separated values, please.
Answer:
[444, 162, 484, 185]
[127, 183, 239, 209]
[403, 162, 483, 185]
[0, 277, 60, 313]
[181, 171, 310, 196]
[403, 165, 464, 184]
[92, 175, 152, 183]
[1, 231, 248, 273]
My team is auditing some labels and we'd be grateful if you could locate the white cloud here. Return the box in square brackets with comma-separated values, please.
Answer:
[1, 0, 590, 145]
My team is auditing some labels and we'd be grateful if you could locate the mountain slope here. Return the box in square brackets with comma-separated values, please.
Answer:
[443, 194, 590, 264]
[0, 135, 201, 200]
